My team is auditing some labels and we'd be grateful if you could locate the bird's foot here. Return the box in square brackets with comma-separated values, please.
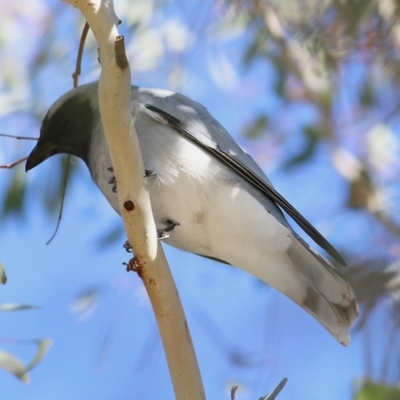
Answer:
[157, 230, 171, 240]
[123, 219, 179, 245]
[109, 178, 117, 193]
[123, 240, 132, 253]
[108, 168, 154, 192]
[158, 219, 180, 240]
[107, 167, 117, 192]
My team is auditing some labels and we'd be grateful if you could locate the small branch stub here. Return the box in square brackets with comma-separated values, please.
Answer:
[124, 257, 142, 275]
[123, 200, 135, 211]
[115, 36, 129, 69]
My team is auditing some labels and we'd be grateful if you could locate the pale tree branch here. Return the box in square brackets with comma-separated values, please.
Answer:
[61, 1, 205, 399]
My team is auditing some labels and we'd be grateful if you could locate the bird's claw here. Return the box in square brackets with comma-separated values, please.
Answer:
[157, 230, 171, 240]
[144, 169, 157, 178]
[123, 240, 132, 253]
[157, 219, 180, 240]
[108, 176, 117, 193]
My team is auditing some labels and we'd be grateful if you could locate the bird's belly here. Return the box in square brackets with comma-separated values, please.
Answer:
[148, 174, 215, 257]
[147, 172, 291, 268]
[89, 128, 289, 266]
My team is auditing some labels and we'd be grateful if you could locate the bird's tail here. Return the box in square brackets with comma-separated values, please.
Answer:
[258, 234, 358, 346]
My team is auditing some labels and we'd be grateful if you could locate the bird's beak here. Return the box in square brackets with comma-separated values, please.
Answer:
[25, 141, 56, 172]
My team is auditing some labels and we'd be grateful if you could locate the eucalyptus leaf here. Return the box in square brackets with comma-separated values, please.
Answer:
[0, 349, 29, 382]
[25, 339, 53, 372]
[259, 378, 288, 400]
[244, 115, 269, 139]
[283, 126, 320, 169]
[0, 304, 39, 312]
[355, 380, 400, 400]
[2, 168, 26, 218]
[0, 261, 6, 284]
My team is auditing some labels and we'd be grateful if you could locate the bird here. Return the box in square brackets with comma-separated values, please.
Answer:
[26, 81, 358, 345]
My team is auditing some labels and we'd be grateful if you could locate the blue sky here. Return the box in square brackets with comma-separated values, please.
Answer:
[0, 1, 394, 399]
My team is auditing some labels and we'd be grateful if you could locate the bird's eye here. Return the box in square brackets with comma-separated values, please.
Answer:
[58, 116, 70, 129]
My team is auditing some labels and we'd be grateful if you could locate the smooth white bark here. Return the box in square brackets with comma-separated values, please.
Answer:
[62, 1, 205, 398]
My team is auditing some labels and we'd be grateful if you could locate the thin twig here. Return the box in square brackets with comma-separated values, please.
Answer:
[46, 155, 71, 245]
[72, 22, 89, 88]
[47, 21, 89, 244]
[231, 385, 238, 400]
[0, 133, 38, 140]
[0, 157, 28, 169]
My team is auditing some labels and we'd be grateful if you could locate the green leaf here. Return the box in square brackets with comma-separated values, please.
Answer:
[270, 55, 288, 97]
[0, 261, 6, 284]
[2, 168, 26, 218]
[360, 78, 376, 107]
[355, 381, 400, 400]
[243, 31, 269, 66]
[283, 125, 320, 169]
[0, 304, 39, 312]
[244, 115, 269, 139]
[0, 349, 29, 382]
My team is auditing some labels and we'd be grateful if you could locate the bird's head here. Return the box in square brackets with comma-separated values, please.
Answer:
[26, 83, 98, 171]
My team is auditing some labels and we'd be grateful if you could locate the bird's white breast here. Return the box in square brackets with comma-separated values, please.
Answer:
[88, 119, 222, 256]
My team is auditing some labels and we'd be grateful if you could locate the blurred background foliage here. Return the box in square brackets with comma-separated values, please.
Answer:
[1, 0, 400, 397]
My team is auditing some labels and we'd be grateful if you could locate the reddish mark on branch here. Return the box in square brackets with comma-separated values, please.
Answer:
[123, 200, 135, 211]
[124, 257, 142, 277]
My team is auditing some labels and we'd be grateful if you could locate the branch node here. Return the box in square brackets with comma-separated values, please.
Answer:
[115, 35, 129, 69]
[124, 257, 143, 276]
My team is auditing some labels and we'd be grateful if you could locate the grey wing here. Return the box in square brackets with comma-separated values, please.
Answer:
[136, 87, 346, 266]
